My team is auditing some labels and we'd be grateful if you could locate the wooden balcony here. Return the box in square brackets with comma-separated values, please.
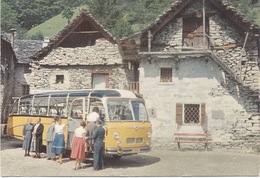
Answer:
[128, 82, 139, 93]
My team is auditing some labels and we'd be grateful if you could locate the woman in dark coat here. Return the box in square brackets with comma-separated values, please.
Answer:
[22, 117, 33, 156]
[32, 117, 44, 158]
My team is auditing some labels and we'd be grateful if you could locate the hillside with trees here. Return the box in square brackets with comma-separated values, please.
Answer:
[1, 0, 259, 39]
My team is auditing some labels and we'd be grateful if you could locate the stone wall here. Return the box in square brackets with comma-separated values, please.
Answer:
[30, 39, 130, 93]
[13, 64, 31, 97]
[140, 57, 259, 150]
[209, 14, 259, 91]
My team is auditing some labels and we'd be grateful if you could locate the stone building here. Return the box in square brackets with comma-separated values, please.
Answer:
[30, 11, 134, 93]
[1, 32, 43, 125]
[1, 37, 17, 125]
[13, 39, 43, 97]
[122, 0, 260, 150]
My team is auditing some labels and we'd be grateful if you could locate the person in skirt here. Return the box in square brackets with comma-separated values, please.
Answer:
[70, 121, 87, 170]
[51, 117, 66, 164]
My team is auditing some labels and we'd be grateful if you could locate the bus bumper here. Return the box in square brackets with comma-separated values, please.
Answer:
[105, 146, 151, 155]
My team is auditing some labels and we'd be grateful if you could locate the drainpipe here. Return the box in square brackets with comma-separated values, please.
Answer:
[9, 28, 16, 47]
[203, 0, 206, 51]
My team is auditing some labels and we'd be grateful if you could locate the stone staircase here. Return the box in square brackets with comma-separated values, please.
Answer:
[207, 51, 243, 84]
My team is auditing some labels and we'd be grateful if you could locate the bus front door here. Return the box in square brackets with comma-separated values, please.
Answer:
[67, 98, 86, 149]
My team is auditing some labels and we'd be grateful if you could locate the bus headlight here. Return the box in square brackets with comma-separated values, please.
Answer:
[147, 131, 152, 138]
[114, 132, 120, 140]
[146, 141, 150, 146]
[117, 140, 122, 147]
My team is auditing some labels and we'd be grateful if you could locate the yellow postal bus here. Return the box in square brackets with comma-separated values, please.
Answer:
[7, 89, 152, 157]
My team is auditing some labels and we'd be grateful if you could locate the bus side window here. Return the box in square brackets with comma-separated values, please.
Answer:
[29, 107, 37, 115]
[39, 107, 47, 115]
[20, 106, 28, 114]
[10, 100, 19, 115]
[60, 109, 67, 117]
[49, 108, 57, 116]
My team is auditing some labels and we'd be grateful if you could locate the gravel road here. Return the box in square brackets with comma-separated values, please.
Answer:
[1, 135, 259, 177]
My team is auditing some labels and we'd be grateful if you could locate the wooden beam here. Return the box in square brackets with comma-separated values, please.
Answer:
[72, 31, 100, 34]
[212, 43, 238, 50]
[139, 50, 208, 56]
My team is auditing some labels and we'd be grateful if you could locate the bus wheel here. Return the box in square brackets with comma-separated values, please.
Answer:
[112, 155, 122, 159]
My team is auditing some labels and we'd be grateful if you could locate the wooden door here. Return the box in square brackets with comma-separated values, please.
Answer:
[92, 73, 109, 89]
[183, 17, 208, 48]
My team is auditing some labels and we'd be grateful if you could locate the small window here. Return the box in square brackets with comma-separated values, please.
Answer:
[24, 66, 31, 73]
[22, 85, 30, 95]
[92, 73, 109, 88]
[160, 68, 172, 82]
[56, 75, 64, 84]
[176, 103, 206, 125]
[184, 104, 200, 124]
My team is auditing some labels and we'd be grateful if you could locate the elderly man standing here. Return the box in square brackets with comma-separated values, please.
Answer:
[22, 117, 33, 156]
[32, 117, 44, 158]
[46, 117, 56, 160]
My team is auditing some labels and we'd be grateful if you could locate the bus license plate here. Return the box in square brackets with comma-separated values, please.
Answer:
[132, 148, 140, 153]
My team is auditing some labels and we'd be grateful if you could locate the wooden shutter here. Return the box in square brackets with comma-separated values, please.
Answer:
[176, 103, 183, 125]
[201, 103, 206, 125]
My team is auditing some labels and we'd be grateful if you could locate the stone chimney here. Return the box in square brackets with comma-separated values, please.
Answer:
[9, 28, 16, 47]
[42, 37, 50, 48]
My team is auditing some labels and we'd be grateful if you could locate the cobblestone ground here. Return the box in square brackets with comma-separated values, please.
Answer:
[1, 135, 259, 177]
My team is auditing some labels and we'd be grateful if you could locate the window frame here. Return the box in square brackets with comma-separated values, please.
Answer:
[55, 75, 64, 84]
[91, 72, 109, 88]
[176, 103, 206, 126]
[160, 67, 173, 83]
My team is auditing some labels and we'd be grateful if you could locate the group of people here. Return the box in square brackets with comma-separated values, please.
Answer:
[22, 117, 44, 158]
[22, 107, 105, 171]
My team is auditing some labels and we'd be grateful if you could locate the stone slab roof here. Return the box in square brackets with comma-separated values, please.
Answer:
[141, 0, 260, 36]
[13, 40, 43, 64]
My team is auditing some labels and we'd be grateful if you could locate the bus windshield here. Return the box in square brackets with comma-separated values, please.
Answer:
[107, 99, 149, 121]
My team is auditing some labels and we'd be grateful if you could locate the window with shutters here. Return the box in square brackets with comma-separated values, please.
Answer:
[160, 68, 172, 83]
[176, 103, 206, 125]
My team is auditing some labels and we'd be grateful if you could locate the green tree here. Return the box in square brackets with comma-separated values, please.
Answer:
[62, 7, 74, 24]
[87, 0, 121, 31]
[59, 0, 87, 23]
[112, 18, 134, 38]
[15, 0, 62, 30]
[1, 2, 19, 33]
[228, 0, 257, 22]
